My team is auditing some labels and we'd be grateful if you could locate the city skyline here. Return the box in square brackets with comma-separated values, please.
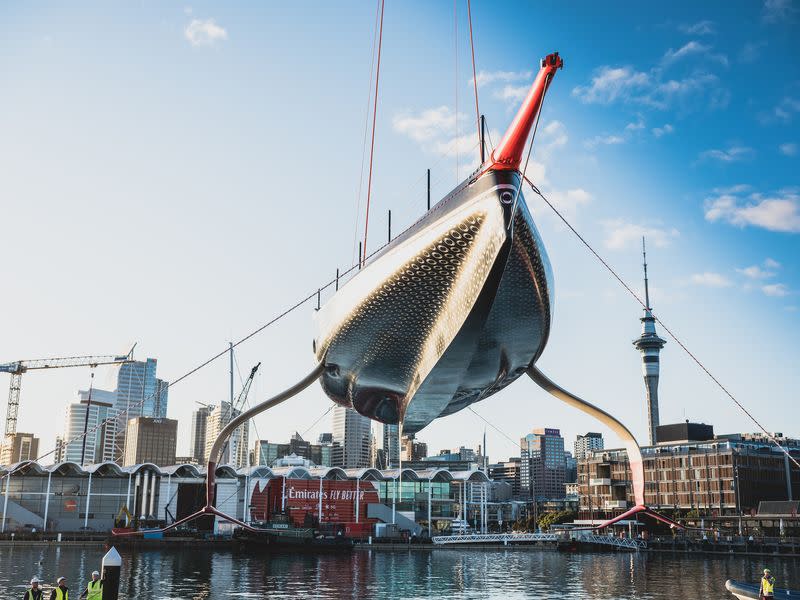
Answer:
[0, 1, 797, 464]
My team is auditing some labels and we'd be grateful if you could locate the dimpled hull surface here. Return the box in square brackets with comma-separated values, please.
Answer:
[314, 168, 552, 433]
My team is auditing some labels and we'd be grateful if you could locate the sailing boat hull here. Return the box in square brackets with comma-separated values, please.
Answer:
[314, 169, 552, 433]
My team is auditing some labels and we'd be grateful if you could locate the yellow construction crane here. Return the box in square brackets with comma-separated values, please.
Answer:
[0, 347, 134, 437]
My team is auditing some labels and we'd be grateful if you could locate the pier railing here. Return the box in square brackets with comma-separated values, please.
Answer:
[431, 532, 558, 545]
[574, 533, 647, 550]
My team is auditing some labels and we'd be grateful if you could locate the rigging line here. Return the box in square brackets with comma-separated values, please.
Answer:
[454, 0, 459, 182]
[510, 73, 549, 222]
[466, 0, 481, 159]
[352, 0, 383, 265]
[362, 0, 386, 266]
[522, 174, 800, 471]
[301, 405, 334, 439]
[467, 407, 521, 451]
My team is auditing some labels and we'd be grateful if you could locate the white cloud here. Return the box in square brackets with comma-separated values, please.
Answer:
[764, 257, 781, 269]
[572, 66, 651, 105]
[494, 85, 530, 103]
[625, 116, 646, 131]
[737, 265, 776, 280]
[537, 120, 568, 158]
[392, 106, 459, 142]
[184, 18, 227, 46]
[652, 123, 675, 137]
[471, 70, 531, 88]
[662, 41, 728, 67]
[602, 220, 680, 249]
[698, 145, 755, 163]
[572, 65, 725, 111]
[762, 0, 796, 23]
[679, 20, 716, 35]
[704, 188, 800, 233]
[544, 188, 592, 220]
[761, 97, 800, 123]
[762, 283, 790, 297]
[779, 142, 798, 156]
[584, 135, 625, 150]
[691, 272, 733, 287]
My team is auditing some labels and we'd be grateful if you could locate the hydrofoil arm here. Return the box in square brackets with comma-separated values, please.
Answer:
[527, 365, 684, 530]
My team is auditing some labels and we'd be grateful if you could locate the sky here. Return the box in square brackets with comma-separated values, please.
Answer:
[0, 0, 798, 465]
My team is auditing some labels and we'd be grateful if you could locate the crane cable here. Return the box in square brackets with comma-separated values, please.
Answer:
[361, 0, 385, 266]
[352, 0, 383, 265]
[523, 174, 800, 471]
[467, 0, 481, 159]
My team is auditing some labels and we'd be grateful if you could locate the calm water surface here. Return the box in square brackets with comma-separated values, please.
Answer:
[0, 545, 797, 599]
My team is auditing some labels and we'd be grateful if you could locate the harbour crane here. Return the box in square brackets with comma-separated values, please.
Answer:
[223, 362, 261, 466]
[0, 348, 135, 437]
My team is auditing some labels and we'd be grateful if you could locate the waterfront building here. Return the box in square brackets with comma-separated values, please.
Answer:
[632, 240, 667, 445]
[0, 460, 497, 536]
[0, 432, 39, 464]
[577, 423, 800, 520]
[190, 406, 212, 463]
[382, 423, 400, 468]
[520, 428, 566, 500]
[574, 432, 604, 461]
[331, 405, 372, 468]
[253, 434, 336, 468]
[59, 397, 118, 465]
[205, 401, 249, 468]
[122, 417, 177, 466]
[114, 359, 169, 461]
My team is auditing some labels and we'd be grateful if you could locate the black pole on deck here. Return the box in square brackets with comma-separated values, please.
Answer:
[427, 169, 431, 211]
[358, 242, 362, 269]
[480, 114, 486, 163]
[335, 268, 339, 291]
[388, 209, 392, 242]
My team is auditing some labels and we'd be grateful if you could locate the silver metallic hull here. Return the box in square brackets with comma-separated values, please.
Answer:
[314, 169, 552, 434]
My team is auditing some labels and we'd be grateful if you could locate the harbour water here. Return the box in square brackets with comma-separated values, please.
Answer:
[0, 546, 798, 599]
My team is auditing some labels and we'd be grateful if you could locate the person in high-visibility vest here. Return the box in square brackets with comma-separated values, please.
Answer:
[49, 576, 69, 600]
[759, 568, 776, 599]
[79, 571, 102, 599]
[22, 577, 44, 600]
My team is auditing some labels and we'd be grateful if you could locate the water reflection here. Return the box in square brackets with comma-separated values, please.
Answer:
[0, 545, 797, 599]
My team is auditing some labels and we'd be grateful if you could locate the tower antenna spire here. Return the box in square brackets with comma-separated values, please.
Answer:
[642, 237, 651, 311]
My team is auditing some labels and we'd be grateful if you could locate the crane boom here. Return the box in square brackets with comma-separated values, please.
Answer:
[1, 349, 134, 437]
[222, 362, 261, 466]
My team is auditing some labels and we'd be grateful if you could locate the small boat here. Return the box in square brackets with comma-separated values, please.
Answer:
[726, 579, 800, 599]
[234, 514, 354, 551]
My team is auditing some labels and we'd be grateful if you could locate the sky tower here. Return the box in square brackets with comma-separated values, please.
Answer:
[633, 238, 666, 445]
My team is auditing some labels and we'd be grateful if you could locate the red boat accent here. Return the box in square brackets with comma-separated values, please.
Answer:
[490, 52, 563, 171]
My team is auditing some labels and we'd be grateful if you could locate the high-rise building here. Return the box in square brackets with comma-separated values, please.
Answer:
[382, 423, 400, 468]
[564, 451, 577, 483]
[114, 359, 168, 461]
[122, 417, 177, 466]
[633, 239, 666, 445]
[331, 405, 372, 468]
[489, 458, 523, 498]
[574, 432, 604, 461]
[253, 433, 335, 467]
[520, 428, 566, 500]
[0, 432, 39, 465]
[205, 401, 249, 468]
[190, 406, 212, 463]
[401, 436, 427, 462]
[60, 397, 118, 465]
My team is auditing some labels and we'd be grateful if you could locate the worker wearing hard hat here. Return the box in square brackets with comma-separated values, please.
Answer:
[23, 577, 44, 600]
[79, 571, 102, 599]
[49, 576, 69, 600]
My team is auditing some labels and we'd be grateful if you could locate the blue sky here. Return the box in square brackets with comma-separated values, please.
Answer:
[0, 1, 798, 462]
